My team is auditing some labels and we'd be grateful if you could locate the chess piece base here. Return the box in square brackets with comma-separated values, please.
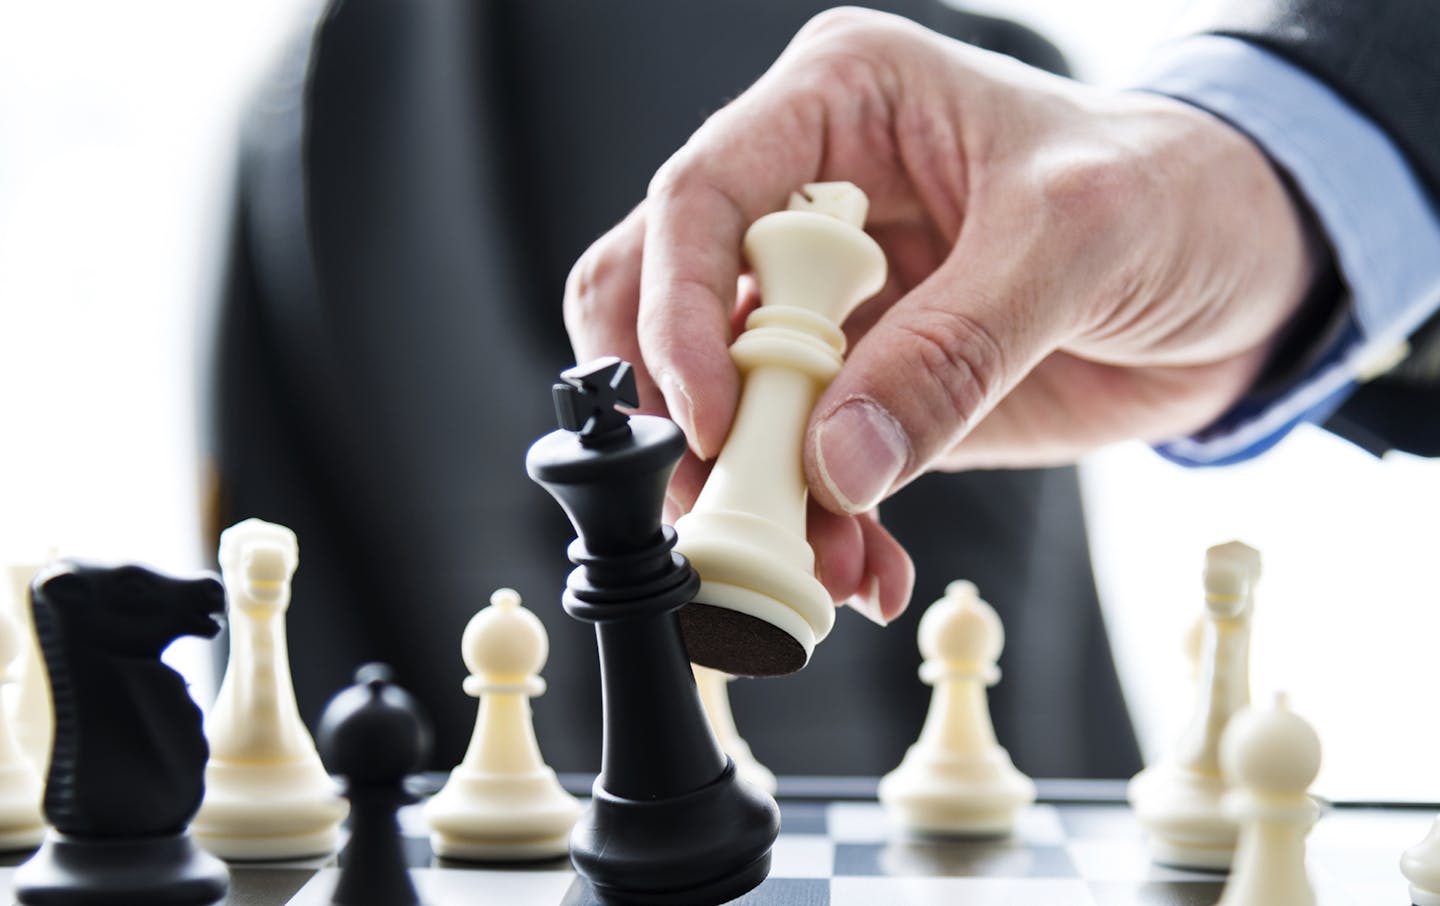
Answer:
[1129, 765, 1236, 870]
[426, 769, 581, 861]
[14, 831, 229, 905]
[572, 760, 779, 906]
[675, 510, 834, 678]
[879, 749, 1035, 836]
[1411, 887, 1440, 906]
[193, 759, 347, 860]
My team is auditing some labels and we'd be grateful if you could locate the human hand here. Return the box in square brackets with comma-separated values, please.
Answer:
[564, 8, 1324, 624]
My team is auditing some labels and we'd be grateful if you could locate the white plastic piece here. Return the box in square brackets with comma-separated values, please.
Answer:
[4, 560, 53, 777]
[1214, 693, 1322, 906]
[877, 581, 1035, 836]
[0, 607, 46, 850]
[674, 181, 887, 668]
[1129, 541, 1260, 869]
[1402, 816, 1440, 903]
[425, 588, 581, 861]
[194, 519, 347, 860]
[693, 664, 777, 794]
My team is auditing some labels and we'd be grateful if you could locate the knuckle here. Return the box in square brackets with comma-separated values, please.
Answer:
[562, 241, 622, 343]
[794, 6, 886, 45]
[1035, 147, 1142, 228]
[893, 305, 1008, 431]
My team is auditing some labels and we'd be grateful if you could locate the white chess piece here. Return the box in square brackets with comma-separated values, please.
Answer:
[693, 664, 777, 794]
[4, 560, 53, 776]
[425, 588, 581, 860]
[1129, 541, 1261, 869]
[1401, 815, 1440, 903]
[877, 581, 1035, 835]
[1213, 693, 1321, 906]
[0, 607, 45, 850]
[674, 182, 887, 676]
[194, 518, 347, 859]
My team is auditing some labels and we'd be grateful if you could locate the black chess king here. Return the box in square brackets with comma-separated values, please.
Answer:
[526, 357, 780, 905]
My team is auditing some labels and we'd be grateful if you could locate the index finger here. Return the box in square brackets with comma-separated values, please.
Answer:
[637, 79, 824, 459]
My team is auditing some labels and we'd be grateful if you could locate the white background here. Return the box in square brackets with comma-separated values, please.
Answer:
[1, 1, 1436, 800]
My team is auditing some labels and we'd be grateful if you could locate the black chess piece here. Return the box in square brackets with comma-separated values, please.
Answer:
[318, 663, 432, 906]
[14, 561, 230, 905]
[527, 357, 781, 905]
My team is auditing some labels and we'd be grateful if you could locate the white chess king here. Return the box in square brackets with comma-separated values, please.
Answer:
[877, 580, 1035, 835]
[675, 181, 887, 678]
[194, 518, 347, 860]
[1129, 540, 1260, 869]
[424, 588, 581, 860]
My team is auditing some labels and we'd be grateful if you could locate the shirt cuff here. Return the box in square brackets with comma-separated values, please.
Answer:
[1134, 35, 1440, 466]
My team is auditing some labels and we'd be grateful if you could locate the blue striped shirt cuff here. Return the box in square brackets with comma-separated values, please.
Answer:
[1136, 35, 1440, 466]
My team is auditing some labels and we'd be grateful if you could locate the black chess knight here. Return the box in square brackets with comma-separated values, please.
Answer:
[15, 561, 229, 905]
[527, 357, 781, 905]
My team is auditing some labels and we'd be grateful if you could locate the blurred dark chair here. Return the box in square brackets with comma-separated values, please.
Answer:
[206, 0, 1139, 778]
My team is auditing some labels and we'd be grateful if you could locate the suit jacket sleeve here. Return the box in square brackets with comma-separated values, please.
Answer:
[1196, 0, 1440, 456]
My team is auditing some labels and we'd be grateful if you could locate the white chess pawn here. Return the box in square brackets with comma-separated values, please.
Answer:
[1401, 814, 1440, 902]
[4, 560, 52, 776]
[1214, 693, 1322, 906]
[693, 664, 777, 794]
[425, 588, 581, 860]
[194, 518, 347, 860]
[674, 182, 887, 677]
[877, 581, 1034, 835]
[1129, 540, 1261, 869]
[0, 607, 45, 850]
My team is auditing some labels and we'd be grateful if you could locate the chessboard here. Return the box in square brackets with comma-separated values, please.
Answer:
[0, 778, 1418, 906]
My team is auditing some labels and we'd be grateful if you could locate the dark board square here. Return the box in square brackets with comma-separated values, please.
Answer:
[559, 876, 827, 906]
[226, 867, 322, 906]
[835, 841, 1077, 878]
[733, 877, 830, 906]
[1088, 880, 1228, 905]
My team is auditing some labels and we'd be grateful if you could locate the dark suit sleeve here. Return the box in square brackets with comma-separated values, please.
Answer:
[1196, 0, 1440, 199]
[1192, 0, 1440, 457]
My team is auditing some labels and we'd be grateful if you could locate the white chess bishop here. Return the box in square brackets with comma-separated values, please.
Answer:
[878, 581, 1034, 835]
[0, 606, 45, 850]
[674, 181, 887, 678]
[693, 664, 776, 794]
[1213, 694, 1322, 906]
[425, 588, 581, 860]
[194, 518, 347, 860]
[1129, 541, 1261, 869]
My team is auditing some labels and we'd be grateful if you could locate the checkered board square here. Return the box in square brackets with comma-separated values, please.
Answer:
[0, 795, 1427, 904]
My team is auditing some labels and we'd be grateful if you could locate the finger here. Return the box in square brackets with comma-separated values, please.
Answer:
[844, 512, 914, 625]
[637, 61, 835, 459]
[563, 206, 668, 412]
[808, 502, 865, 604]
[804, 232, 1074, 514]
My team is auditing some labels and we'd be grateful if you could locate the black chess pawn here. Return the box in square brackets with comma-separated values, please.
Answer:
[14, 561, 230, 905]
[318, 664, 433, 906]
[527, 358, 781, 905]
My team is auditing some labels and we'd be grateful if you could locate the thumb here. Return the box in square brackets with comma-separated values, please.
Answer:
[804, 262, 1063, 514]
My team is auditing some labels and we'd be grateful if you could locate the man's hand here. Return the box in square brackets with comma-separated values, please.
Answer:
[564, 8, 1324, 624]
